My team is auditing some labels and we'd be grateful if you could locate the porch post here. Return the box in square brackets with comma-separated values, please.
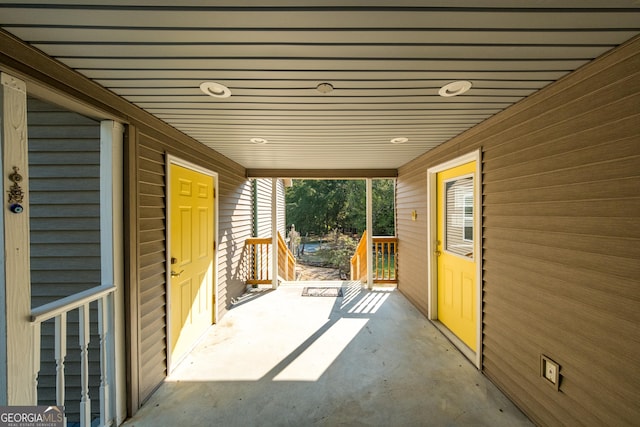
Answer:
[271, 178, 278, 289]
[366, 178, 373, 288]
[0, 72, 36, 404]
[100, 120, 126, 424]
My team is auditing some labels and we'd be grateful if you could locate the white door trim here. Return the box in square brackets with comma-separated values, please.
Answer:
[165, 155, 219, 373]
[426, 149, 482, 369]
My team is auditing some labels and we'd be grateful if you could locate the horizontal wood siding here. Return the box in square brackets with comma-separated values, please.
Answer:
[254, 178, 272, 238]
[277, 179, 286, 238]
[133, 127, 251, 405]
[397, 37, 640, 426]
[27, 97, 102, 423]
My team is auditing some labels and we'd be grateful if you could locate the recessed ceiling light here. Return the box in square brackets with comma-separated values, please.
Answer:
[316, 82, 334, 94]
[439, 80, 472, 97]
[200, 81, 231, 98]
[250, 137, 268, 144]
[390, 137, 409, 144]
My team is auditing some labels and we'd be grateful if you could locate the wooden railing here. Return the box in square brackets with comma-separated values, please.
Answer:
[246, 232, 296, 285]
[350, 231, 398, 284]
[245, 237, 272, 285]
[350, 230, 368, 282]
[277, 232, 296, 281]
[31, 285, 117, 427]
[373, 237, 398, 283]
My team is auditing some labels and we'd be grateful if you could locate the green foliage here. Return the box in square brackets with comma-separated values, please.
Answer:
[372, 179, 395, 236]
[286, 179, 395, 237]
[315, 230, 359, 273]
[286, 179, 365, 235]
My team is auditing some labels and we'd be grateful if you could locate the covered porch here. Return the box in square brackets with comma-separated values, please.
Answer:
[123, 282, 531, 426]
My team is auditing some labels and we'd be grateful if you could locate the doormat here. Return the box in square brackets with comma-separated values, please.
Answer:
[301, 287, 343, 297]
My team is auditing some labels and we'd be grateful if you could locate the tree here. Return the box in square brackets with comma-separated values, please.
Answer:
[286, 179, 395, 237]
[372, 179, 395, 236]
[286, 179, 365, 235]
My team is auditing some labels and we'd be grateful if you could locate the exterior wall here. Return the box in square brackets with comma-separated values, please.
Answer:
[254, 178, 272, 237]
[1, 33, 254, 413]
[129, 126, 252, 405]
[253, 178, 286, 238]
[27, 97, 102, 422]
[276, 179, 286, 238]
[396, 37, 640, 425]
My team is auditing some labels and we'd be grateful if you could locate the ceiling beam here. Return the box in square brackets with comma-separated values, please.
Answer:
[246, 169, 398, 179]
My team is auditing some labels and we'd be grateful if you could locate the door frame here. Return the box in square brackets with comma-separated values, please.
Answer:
[426, 149, 482, 369]
[165, 155, 219, 373]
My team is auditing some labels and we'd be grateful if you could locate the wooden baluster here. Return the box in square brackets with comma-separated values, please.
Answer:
[374, 241, 378, 281]
[79, 304, 91, 427]
[385, 242, 390, 280]
[55, 313, 67, 425]
[256, 243, 260, 281]
[252, 244, 257, 281]
[264, 245, 271, 280]
[382, 242, 386, 280]
[394, 242, 398, 280]
[98, 295, 111, 426]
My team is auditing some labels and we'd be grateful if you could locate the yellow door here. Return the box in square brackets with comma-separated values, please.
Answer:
[169, 164, 215, 365]
[436, 161, 477, 351]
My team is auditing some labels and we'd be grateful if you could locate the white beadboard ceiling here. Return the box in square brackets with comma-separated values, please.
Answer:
[1, 1, 639, 170]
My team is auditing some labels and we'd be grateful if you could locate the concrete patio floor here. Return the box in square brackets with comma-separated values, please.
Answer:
[123, 282, 532, 427]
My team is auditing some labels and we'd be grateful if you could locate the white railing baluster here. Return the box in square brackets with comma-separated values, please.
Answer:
[31, 286, 116, 426]
[78, 303, 91, 427]
[55, 313, 67, 427]
[32, 322, 41, 404]
[98, 295, 111, 426]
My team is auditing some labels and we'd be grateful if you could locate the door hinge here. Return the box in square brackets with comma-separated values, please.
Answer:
[213, 241, 216, 251]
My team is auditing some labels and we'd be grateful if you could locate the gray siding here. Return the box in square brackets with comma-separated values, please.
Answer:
[276, 179, 286, 238]
[396, 38, 640, 425]
[254, 178, 273, 238]
[132, 127, 252, 405]
[27, 97, 102, 423]
[253, 178, 286, 238]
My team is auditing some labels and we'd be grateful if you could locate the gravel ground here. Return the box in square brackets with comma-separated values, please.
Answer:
[295, 263, 342, 281]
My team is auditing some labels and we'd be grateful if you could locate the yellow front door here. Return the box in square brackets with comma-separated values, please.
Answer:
[169, 163, 215, 365]
[436, 161, 477, 351]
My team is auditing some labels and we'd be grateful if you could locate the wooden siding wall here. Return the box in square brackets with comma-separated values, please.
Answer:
[27, 97, 101, 422]
[0, 31, 253, 415]
[254, 178, 273, 238]
[277, 179, 286, 238]
[396, 38, 640, 425]
[254, 178, 286, 238]
[130, 126, 252, 406]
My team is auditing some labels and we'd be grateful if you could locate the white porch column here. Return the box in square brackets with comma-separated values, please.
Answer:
[100, 120, 126, 424]
[271, 178, 278, 289]
[1, 72, 36, 404]
[366, 178, 373, 288]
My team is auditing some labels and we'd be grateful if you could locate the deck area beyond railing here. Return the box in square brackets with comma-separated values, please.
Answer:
[351, 231, 398, 285]
[245, 232, 296, 285]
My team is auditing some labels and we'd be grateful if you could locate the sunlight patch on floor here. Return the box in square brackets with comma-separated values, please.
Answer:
[273, 318, 368, 381]
[349, 291, 390, 314]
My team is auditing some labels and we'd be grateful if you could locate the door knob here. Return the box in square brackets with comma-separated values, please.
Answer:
[171, 270, 184, 278]
[435, 250, 442, 257]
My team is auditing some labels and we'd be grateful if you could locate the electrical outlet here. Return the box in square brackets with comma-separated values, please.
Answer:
[545, 361, 557, 382]
[541, 355, 560, 390]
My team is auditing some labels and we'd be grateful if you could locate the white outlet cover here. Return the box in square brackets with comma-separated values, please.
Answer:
[541, 355, 560, 390]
